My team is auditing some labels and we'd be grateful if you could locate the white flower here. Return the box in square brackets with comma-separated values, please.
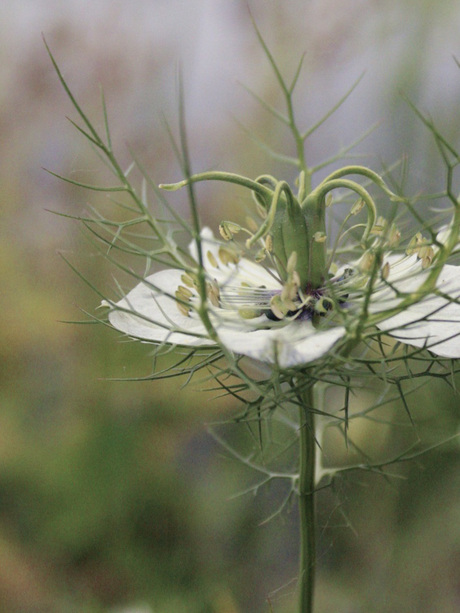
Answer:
[102, 228, 460, 368]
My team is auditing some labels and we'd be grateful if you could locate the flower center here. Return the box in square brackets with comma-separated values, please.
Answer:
[220, 270, 352, 323]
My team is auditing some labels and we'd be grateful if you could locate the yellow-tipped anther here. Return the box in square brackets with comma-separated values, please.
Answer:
[406, 232, 423, 255]
[245, 216, 259, 233]
[286, 251, 298, 275]
[176, 285, 193, 299]
[206, 282, 220, 307]
[270, 294, 287, 320]
[314, 297, 333, 314]
[358, 251, 375, 273]
[218, 246, 239, 265]
[254, 248, 266, 263]
[313, 232, 327, 243]
[176, 302, 191, 317]
[238, 308, 262, 319]
[351, 199, 365, 215]
[219, 221, 241, 241]
[420, 246, 434, 269]
[207, 250, 218, 268]
[181, 273, 195, 288]
[381, 262, 390, 280]
[389, 226, 401, 247]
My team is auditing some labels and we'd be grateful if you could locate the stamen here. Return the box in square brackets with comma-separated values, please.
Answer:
[406, 232, 423, 255]
[220, 285, 278, 309]
[358, 251, 375, 273]
[421, 249, 434, 269]
[286, 251, 298, 274]
[218, 246, 240, 265]
[406, 233, 434, 268]
[238, 308, 263, 319]
[175, 287, 192, 317]
[351, 199, 365, 215]
[219, 221, 241, 241]
[176, 302, 191, 317]
[181, 273, 195, 288]
[381, 262, 390, 280]
[255, 248, 267, 263]
[313, 231, 327, 243]
[206, 281, 220, 307]
[177, 285, 193, 299]
[281, 282, 297, 303]
[389, 226, 401, 247]
[314, 296, 333, 314]
[217, 266, 350, 323]
[207, 250, 218, 268]
[245, 216, 259, 233]
[270, 294, 287, 320]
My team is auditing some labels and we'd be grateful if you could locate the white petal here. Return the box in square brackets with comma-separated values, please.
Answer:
[377, 264, 460, 357]
[337, 253, 427, 315]
[231, 257, 280, 289]
[368, 254, 427, 313]
[217, 321, 346, 368]
[106, 270, 213, 346]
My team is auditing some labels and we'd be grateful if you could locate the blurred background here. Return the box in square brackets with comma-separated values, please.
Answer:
[1, 0, 460, 611]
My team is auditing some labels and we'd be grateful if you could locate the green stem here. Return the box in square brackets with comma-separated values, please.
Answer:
[298, 386, 316, 613]
[303, 178, 377, 245]
[159, 171, 274, 201]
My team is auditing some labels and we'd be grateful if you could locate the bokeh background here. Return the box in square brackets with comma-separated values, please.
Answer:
[1, 1, 460, 611]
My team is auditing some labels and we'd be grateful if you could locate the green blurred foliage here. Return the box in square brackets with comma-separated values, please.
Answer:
[1, 1, 460, 612]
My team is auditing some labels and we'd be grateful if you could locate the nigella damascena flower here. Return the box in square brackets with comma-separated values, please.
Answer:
[102, 226, 460, 369]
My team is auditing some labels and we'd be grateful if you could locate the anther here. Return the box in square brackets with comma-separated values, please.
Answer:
[286, 251, 298, 275]
[245, 216, 259, 233]
[351, 199, 365, 215]
[176, 302, 191, 317]
[207, 250, 218, 268]
[255, 248, 266, 263]
[238, 308, 262, 319]
[181, 273, 195, 288]
[358, 251, 375, 273]
[175, 288, 192, 316]
[315, 297, 333, 314]
[176, 285, 193, 299]
[313, 232, 327, 243]
[219, 221, 241, 241]
[218, 246, 239, 265]
[381, 262, 390, 280]
[206, 281, 220, 307]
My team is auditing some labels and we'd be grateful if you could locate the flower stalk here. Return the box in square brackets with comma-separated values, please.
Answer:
[297, 385, 317, 613]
